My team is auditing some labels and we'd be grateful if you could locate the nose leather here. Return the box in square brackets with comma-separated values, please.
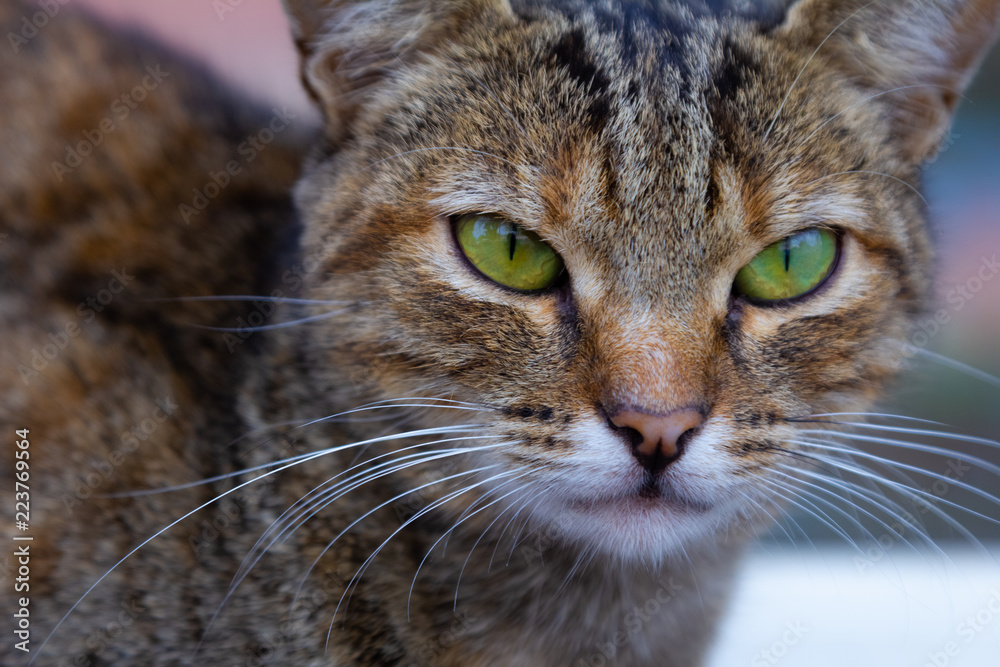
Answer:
[611, 408, 703, 466]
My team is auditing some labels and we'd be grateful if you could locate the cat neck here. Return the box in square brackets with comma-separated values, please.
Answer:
[426, 518, 748, 666]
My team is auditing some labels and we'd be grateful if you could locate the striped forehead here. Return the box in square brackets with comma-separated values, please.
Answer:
[411, 2, 796, 303]
[495, 6, 765, 293]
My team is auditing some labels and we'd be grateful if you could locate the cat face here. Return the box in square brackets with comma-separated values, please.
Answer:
[286, 0, 998, 560]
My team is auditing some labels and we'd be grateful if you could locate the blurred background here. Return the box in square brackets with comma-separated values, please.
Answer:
[68, 1, 1000, 664]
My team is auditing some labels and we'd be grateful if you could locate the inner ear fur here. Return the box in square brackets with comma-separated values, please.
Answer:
[282, 0, 515, 143]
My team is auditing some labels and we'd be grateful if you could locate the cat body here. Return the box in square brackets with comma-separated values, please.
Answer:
[2, 0, 999, 665]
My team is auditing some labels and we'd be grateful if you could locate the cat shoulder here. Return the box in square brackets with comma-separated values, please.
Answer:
[0, 1, 304, 517]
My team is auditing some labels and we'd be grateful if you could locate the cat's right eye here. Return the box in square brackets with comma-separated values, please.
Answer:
[454, 214, 565, 292]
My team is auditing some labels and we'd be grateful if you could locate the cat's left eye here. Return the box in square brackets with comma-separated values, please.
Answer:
[733, 228, 839, 303]
[454, 214, 564, 292]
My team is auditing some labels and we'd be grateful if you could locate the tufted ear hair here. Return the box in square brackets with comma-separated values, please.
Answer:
[779, 0, 1000, 163]
[282, 0, 514, 143]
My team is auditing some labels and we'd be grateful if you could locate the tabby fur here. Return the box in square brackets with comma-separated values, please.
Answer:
[2, 0, 998, 665]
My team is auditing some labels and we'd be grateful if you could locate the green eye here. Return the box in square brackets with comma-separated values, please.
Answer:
[455, 214, 564, 292]
[734, 228, 839, 302]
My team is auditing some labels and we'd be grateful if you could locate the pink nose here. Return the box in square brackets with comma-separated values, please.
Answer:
[610, 408, 704, 471]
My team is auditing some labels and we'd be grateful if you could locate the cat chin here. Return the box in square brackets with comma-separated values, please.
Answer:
[527, 489, 734, 564]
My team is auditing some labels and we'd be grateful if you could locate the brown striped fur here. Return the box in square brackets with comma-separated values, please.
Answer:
[2, 0, 999, 665]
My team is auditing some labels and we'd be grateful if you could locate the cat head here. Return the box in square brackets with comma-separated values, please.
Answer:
[280, 0, 1000, 561]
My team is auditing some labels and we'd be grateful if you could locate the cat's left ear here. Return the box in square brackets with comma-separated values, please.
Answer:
[282, 0, 514, 143]
[780, 0, 1000, 163]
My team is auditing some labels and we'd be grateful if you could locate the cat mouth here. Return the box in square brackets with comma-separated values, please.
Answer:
[634, 480, 711, 512]
[567, 477, 711, 515]
[638, 474, 663, 499]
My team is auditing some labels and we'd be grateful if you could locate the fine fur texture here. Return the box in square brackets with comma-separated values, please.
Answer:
[2, 0, 999, 665]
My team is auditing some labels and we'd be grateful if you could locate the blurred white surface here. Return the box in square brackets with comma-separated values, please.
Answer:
[708, 545, 1000, 667]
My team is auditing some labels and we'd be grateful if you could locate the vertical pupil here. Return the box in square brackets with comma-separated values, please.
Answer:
[508, 229, 517, 261]
[781, 238, 790, 272]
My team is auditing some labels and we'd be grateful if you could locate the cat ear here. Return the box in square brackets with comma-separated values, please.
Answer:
[780, 0, 1000, 163]
[282, 0, 514, 142]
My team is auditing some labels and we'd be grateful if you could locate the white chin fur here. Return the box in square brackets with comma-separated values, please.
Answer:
[525, 491, 733, 564]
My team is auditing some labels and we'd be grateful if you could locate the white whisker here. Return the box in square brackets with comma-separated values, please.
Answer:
[106, 423, 489, 497]
[776, 461, 931, 542]
[186, 307, 352, 333]
[30, 436, 358, 666]
[798, 427, 1000, 472]
[909, 346, 1000, 389]
[404, 471, 537, 615]
[799, 420, 996, 448]
[146, 295, 351, 306]
[763, 2, 876, 141]
[488, 486, 552, 572]
[759, 476, 862, 551]
[236, 436, 505, 586]
[803, 170, 928, 206]
[330, 468, 523, 643]
[771, 466, 940, 561]
[742, 487, 826, 564]
[801, 411, 944, 425]
[452, 480, 540, 609]
[202, 447, 509, 655]
[288, 453, 515, 612]
[785, 450, 1000, 543]
[789, 439, 1000, 512]
[506, 491, 554, 566]
[794, 84, 959, 151]
[275, 440, 506, 552]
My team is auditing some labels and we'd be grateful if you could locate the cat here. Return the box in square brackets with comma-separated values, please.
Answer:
[2, 0, 999, 665]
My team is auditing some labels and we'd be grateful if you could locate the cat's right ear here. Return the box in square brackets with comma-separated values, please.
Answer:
[282, 0, 514, 143]
[779, 0, 1000, 163]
